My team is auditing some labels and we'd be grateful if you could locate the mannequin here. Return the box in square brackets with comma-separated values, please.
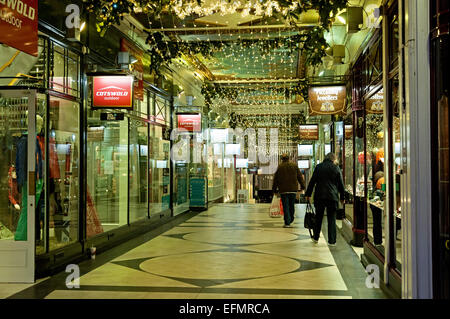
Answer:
[14, 115, 44, 241]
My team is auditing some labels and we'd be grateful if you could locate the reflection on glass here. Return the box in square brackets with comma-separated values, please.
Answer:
[129, 119, 148, 222]
[392, 78, 402, 270]
[344, 120, 354, 222]
[150, 125, 170, 215]
[86, 112, 128, 237]
[47, 97, 80, 250]
[173, 161, 189, 216]
[366, 98, 385, 249]
[0, 95, 32, 242]
[208, 144, 224, 201]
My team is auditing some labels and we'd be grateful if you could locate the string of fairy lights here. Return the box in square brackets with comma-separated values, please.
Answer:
[83, 0, 348, 153]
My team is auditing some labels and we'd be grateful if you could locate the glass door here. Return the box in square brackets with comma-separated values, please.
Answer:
[0, 90, 38, 283]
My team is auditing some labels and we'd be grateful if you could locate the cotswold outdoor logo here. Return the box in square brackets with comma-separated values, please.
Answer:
[96, 86, 130, 98]
[365, 264, 380, 289]
[0, 0, 38, 56]
[0, 0, 36, 24]
[93, 76, 134, 108]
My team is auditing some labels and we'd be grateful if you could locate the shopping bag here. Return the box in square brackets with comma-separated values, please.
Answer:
[304, 202, 316, 238]
[279, 199, 284, 215]
[269, 195, 282, 217]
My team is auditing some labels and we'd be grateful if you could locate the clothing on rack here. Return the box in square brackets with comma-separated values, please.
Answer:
[37, 134, 61, 179]
[8, 165, 20, 207]
[15, 135, 43, 189]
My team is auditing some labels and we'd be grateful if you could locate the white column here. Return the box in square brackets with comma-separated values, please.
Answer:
[402, 0, 433, 299]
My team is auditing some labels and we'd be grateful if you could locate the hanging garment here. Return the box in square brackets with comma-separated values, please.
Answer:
[86, 187, 104, 238]
[37, 135, 61, 179]
[8, 165, 20, 207]
[15, 135, 43, 189]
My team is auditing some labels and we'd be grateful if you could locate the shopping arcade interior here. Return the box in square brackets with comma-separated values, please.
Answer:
[1, 0, 448, 299]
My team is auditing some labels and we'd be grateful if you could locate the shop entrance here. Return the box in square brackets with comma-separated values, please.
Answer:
[0, 90, 38, 283]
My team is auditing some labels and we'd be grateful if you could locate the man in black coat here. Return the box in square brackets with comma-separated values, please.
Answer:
[305, 153, 345, 246]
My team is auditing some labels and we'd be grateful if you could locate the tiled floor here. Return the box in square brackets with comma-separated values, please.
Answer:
[5, 204, 388, 299]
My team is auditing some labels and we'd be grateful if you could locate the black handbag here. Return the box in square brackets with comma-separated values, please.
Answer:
[304, 202, 316, 238]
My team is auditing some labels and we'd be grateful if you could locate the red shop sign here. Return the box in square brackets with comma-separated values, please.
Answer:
[0, 0, 38, 56]
[177, 113, 202, 133]
[93, 76, 134, 109]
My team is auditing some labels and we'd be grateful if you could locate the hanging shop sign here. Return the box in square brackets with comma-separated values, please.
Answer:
[345, 125, 353, 139]
[120, 38, 144, 101]
[177, 113, 202, 133]
[308, 86, 347, 116]
[0, 0, 38, 56]
[299, 124, 319, 140]
[366, 89, 384, 114]
[92, 76, 134, 109]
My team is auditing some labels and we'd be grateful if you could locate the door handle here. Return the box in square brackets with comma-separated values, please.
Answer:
[29, 171, 36, 195]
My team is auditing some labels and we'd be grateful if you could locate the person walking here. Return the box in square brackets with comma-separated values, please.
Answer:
[272, 154, 306, 228]
[305, 153, 345, 246]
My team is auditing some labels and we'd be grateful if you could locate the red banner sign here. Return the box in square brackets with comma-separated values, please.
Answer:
[93, 76, 134, 109]
[177, 114, 202, 132]
[0, 0, 38, 56]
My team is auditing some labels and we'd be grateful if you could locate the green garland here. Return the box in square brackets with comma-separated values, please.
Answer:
[83, 0, 347, 31]
[83, 0, 347, 73]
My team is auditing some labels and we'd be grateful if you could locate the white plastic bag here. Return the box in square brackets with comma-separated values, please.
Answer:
[269, 195, 282, 217]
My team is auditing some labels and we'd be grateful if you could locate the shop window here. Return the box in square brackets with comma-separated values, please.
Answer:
[149, 125, 170, 215]
[173, 161, 189, 216]
[389, 14, 399, 70]
[50, 43, 80, 98]
[207, 144, 224, 202]
[0, 93, 47, 252]
[129, 119, 148, 222]
[47, 96, 80, 250]
[134, 92, 148, 117]
[86, 111, 128, 237]
[391, 77, 402, 270]
[344, 116, 354, 222]
[155, 96, 167, 125]
[366, 89, 385, 251]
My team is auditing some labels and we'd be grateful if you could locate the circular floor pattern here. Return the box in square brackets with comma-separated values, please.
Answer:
[183, 229, 298, 245]
[139, 251, 300, 280]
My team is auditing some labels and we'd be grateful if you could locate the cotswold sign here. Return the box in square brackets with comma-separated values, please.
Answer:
[92, 76, 134, 109]
[0, 0, 38, 56]
[308, 86, 347, 116]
